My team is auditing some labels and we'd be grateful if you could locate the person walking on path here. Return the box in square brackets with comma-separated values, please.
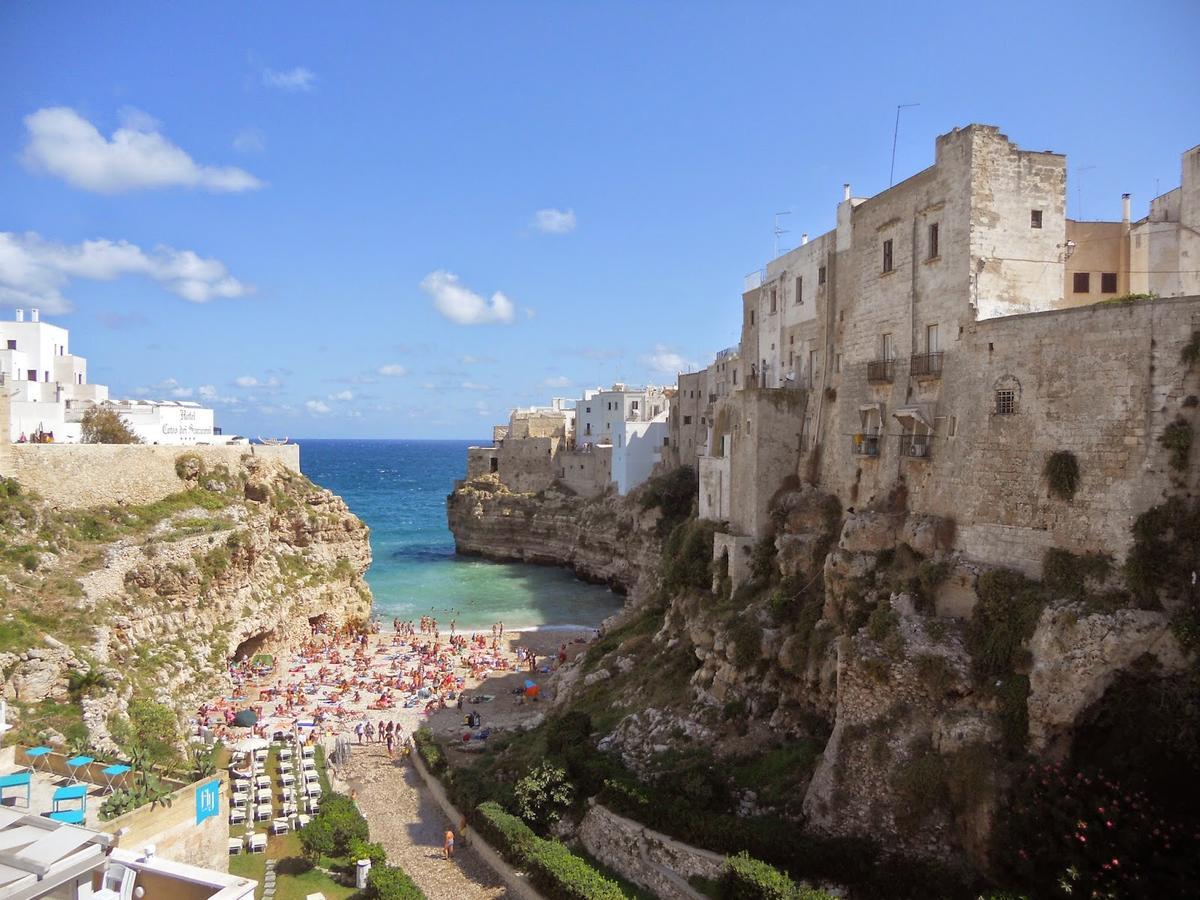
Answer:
[443, 829, 455, 860]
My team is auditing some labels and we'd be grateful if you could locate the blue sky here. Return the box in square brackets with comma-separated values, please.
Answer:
[1, 1, 1197, 439]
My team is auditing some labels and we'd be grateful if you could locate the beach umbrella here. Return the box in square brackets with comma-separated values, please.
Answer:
[233, 709, 259, 728]
[232, 736, 269, 753]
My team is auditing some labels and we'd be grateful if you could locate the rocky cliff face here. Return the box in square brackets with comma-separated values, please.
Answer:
[0, 452, 371, 750]
[448, 471, 1197, 883]
[447, 474, 661, 598]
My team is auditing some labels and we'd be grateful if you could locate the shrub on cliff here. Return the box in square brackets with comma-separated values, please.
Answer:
[81, 406, 142, 444]
[639, 465, 697, 535]
[661, 518, 718, 594]
[514, 761, 575, 828]
[299, 792, 369, 860]
[523, 837, 628, 900]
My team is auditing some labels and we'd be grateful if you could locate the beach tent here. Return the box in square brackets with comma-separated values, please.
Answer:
[233, 709, 259, 728]
[524, 680, 540, 698]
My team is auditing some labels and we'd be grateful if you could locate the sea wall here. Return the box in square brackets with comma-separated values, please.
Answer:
[0, 442, 299, 508]
[577, 802, 725, 900]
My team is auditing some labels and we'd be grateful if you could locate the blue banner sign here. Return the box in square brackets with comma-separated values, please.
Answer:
[195, 779, 220, 825]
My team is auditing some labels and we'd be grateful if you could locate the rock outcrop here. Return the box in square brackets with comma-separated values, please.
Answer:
[0, 452, 371, 750]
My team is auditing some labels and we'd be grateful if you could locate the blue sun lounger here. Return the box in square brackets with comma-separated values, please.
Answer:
[49, 783, 87, 824]
[0, 770, 32, 807]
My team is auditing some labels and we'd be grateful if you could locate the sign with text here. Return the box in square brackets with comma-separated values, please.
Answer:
[195, 779, 220, 826]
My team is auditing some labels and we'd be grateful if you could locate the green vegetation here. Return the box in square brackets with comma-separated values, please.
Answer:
[967, 569, 1046, 680]
[723, 851, 836, 899]
[365, 865, 425, 900]
[661, 518, 719, 594]
[1181, 330, 1200, 367]
[298, 793, 370, 861]
[1043, 450, 1080, 500]
[514, 761, 575, 827]
[1159, 416, 1193, 471]
[80, 406, 141, 444]
[639, 466, 698, 536]
[1125, 496, 1200, 647]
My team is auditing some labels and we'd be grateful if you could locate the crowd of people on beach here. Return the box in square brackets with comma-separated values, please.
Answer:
[192, 616, 545, 751]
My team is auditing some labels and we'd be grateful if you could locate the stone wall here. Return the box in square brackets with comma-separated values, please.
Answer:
[100, 775, 230, 872]
[577, 802, 725, 900]
[0, 443, 299, 508]
[497, 436, 560, 494]
[822, 294, 1200, 572]
[557, 445, 611, 498]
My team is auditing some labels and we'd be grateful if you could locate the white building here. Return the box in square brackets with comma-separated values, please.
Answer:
[611, 409, 670, 494]
[0, 308, 236, 445]
[574, 384, 669, 448]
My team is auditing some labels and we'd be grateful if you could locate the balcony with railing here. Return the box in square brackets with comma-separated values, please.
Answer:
[898, 432, 931, 459]
[851, 433, 881, 457]
[909, 351, 944, 378]
[866, 358, 896, 383]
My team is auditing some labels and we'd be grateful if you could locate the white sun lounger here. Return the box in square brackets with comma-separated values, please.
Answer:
[248, 832, 267, 853]
[228, 837, 243, 855]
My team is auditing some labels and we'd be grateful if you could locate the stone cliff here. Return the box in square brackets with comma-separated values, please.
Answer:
[0, 450, 371, 750]
[446, 473, 661, 598]
[446, 468, 1199, 894]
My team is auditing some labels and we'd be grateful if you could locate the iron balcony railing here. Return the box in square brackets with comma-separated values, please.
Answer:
[909, 351, 944, 378]
[866, 358, 896, 383]
[898, 432, 932, 459]
[851, 433, 881, 457]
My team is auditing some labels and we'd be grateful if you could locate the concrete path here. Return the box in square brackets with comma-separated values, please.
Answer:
[339, 743, 509, 900]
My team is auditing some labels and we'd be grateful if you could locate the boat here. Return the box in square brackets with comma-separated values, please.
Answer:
[257, 437, 290, 445]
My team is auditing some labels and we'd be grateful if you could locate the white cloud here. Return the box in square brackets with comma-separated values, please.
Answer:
[420, 270, 516, 325]
[543, 376, 571, 388]
[333, 390, 354, 401]
[643, 344, 696, 375]
[198, 384, 217, 400]
[170, 386, 193, 398]
[262, 67, 316, 91]
[305, 399, 331, 414]
[22, 107, 263, 194]
[377, 363, 407, 377]
[461, 381, 490, 391]
[232, 128, 266, 153]
[0, 231, 252, 314]
[532, 208, 577, 234]
[233, 375, 280, 389]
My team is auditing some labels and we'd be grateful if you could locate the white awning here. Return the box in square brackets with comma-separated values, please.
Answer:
[893, 406, 933, 431]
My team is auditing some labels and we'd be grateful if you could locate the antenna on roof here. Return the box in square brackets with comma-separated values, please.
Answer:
[890, 102, 920, 187]
[773, 211, 791, 258]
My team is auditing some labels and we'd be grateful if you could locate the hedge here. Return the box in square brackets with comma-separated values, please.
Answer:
[474, 801, 627, 899]
[475, 801, 536, 860]
[366, 863, 426, 900]
[524, 836, 628, 900]
[413, 727, 447, 774]
[723, 851, 836, 899]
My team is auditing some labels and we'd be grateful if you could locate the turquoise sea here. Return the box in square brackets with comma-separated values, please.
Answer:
[297, 439, 623, 631]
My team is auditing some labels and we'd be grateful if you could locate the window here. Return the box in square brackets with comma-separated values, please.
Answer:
[809, 350, 819, 383]
[1101, 272, 1118, 293]
[795, 276, 803, 305]
[732, 370, 738, 385]
[26, 369, 35, 381]
[926, 323, 939, 354]
[585, 406, 591, 413]
[1031, 209, 1043, 229]
[683, 416, 692, 425]
[928, 223, 939, 259]
[882, 239, 894, 273]
[834, 353, 842, 374]
[750, 310, 755, 325]
[769, 287, 777, 313]
[663, 437, 670, 447]
[995, 389, 1017, 415]
[631, 401, 639, 410]
[818, 265, 827, 285]
[1073, 272, 1091, 293]
[880, 333, 894, 360]
[5, 340, 14, 350]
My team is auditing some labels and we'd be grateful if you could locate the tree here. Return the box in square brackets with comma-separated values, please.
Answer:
[514, 762, 575, 828]
[112, 700, 179, 771]
[81, 406, 141, 444]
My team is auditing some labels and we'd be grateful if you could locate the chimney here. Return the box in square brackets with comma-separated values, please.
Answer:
[15, 310, 23, 323]
[30, 309, 39, 323]
[843, 183, 851, 201]
[801, 233, 809, 245]
[1121, 193, 1131, 224]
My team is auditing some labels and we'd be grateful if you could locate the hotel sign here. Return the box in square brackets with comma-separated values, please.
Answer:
[195, 779, 220, 825]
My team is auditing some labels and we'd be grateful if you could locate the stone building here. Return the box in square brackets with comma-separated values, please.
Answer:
[697, 124, 1200, 582]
